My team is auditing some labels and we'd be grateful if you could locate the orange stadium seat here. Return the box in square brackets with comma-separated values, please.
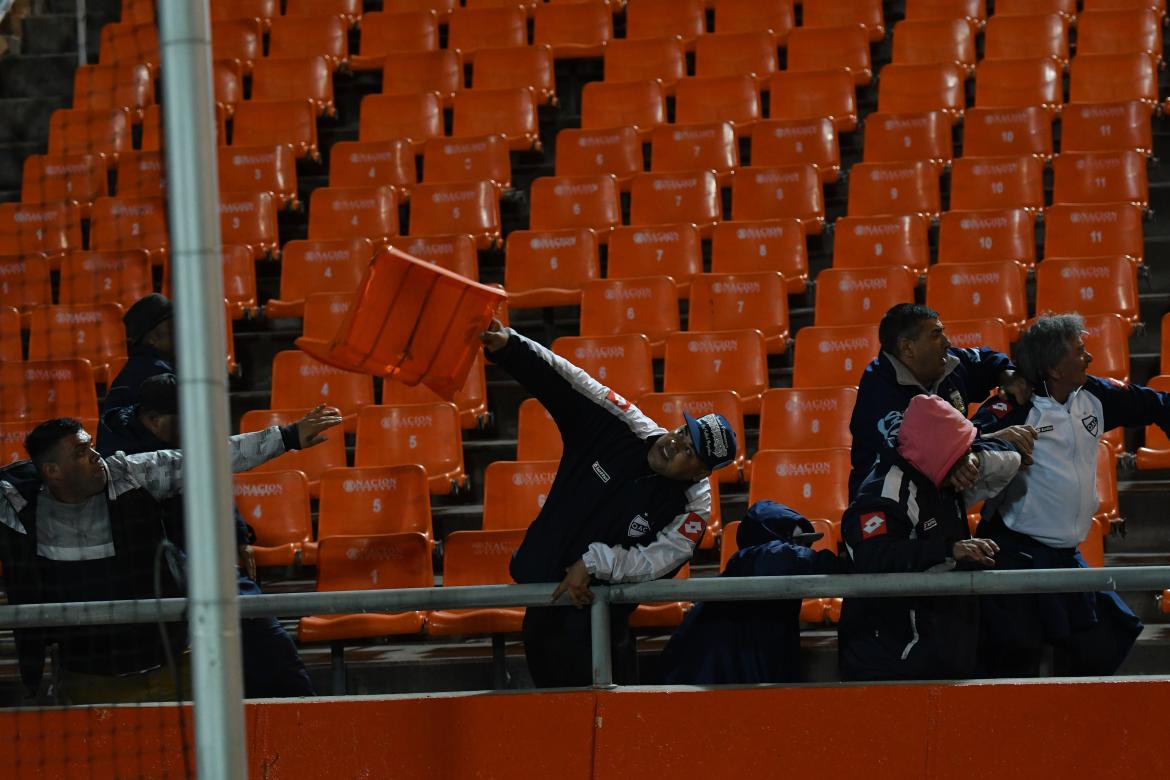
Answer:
[211, 18, 263, 74]
[58, 249, 151, 309]
[252, 56, 335, 116]
[1052, 150, 1148, 208]
[750, 118, 840, 184]
[663, 329, 768, 413]
[604, 37, 686, 94]
[354, 403, 467, 494]
[926, 261, 1029, 336]
[170, 244, 258, 320]
[47, 107, 131, 159]
[694, 32, 778, 87]
[210, 0, 279, 27]
[529, 175, 622, 240]
[630, 171, 721, 236]
[119, 0, 155, 23]
[626, 0, 704, 46]
[423, 135, 511, 189]
[710, 218, 808, 294]
[689, 271, 790, 354]
[268, 15, 348, 70]
[358, 92, 442, 153]
[792, 324, 879, 388]
[847, 161, 941, 220]
[0, 254, 51, 317]
[388, 234, 480, 278]
[532, 1, 613, 58]
[452, 87, 540, 151]
[72, 63, 153, 118]
[974, 57, 1063, 115]
[218, 191, 279, 258]
[578, 277, 679, 359]
[408, 181, 502, 249]
[786, 25, 872, 85]
[473, 45, 555, 106]
[550, 334, 656, 402]
[945, 318, 1012, 354]
[1062, 101, 1154, 156]
[113, 150, 165, 199]
[267, 238, 373, 318]
[428, 529, 527, 636]
[877, 63, 966, 118]
[937, 208, 1037, 268]
[649, 122, 738, 185]
[211, 59, 243, 117]
[380, 50, 461, 108]
[98, 21, 158, 68]
[712, 0, 795, 45]
[285, 0, 362, 26]
[996, 0, 1077, 18]
[1136, 375, 1170, 469]
[21, 153, 108, 214]
[802, 0, 885, 42]
[905, 0, 987, 25]
[730, 164, 824, 234]
[239, 408, 347, 497]
[0, 306, 19, 362]
[983, 12, 1068, 65]
[1083, 0, 1164, 10]
[313, 465, 432, 557]
[1035, 256, 1139, 326]
[831, 215, 931, 273]
[950, 155, 1045, 212]
[349, 11, 439, 71]
[581, 80, 667, 138]
[233, 99, 318, 160]
[1069, 53, 1158, 107]
[892, 18, 976, 72]
[748, 447, 852, 528]
[608, 224, 702, 298]
[448, 6, 526, 61]
[270, 349, 375, 429]
[1044, 203, 1143, 265]
[307, 186, 398, 245]
[1077, 9, 1161, 60]
[0, 359, 97, 423]
[516, 398, 562, 461]
[381, 351, 490, 432]
[554, 127, 642, 189]
[27, 304, 125, 384]
[862, 111, 954, 169]
[142, 104, 228, 152]
[814, 266, 918, 328]
[233, 470, 313, 567]
[482, 460, 560, 532]
[963, 106, 1054, 160]
[1082, 313, 1131, 383]
[327, 140, 416, 198]
[768, 70, 858, 133]
[89, 195, 168, 263]
[0, 202, 82, 259]
[674, 75, 761, 136]
[759, 386, 858, 451]
[638, 390, 746, 483]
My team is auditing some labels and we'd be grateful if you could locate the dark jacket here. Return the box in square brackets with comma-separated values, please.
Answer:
[103, 344, 174, 412]
[849, 347, 1012, 498]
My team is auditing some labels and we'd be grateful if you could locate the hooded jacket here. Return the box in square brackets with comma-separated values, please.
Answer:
[102, 343, 174, 412]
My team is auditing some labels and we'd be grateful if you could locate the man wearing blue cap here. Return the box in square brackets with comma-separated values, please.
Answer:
[481, 319, 736, 687]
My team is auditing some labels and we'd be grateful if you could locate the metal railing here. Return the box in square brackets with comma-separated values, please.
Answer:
[2, 565, 1167, 689]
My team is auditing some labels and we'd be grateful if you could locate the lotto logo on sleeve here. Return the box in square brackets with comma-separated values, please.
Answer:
[679, 512, 705, 543]
[860, 511, 887, 539]
[606, 389, 631, 411]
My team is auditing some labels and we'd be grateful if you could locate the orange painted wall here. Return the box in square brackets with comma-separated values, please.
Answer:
[2, 679, 1169, 779]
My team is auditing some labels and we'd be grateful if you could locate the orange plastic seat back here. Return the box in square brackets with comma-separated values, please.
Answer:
[759, 387, 858, 450]
[318, 464, 432, 540]
[517, 398, 563, 461]
[802, 0, 885, 41]
[89, 196, 169, 259]
[815, 266, 918, 327]
[1044, 203, 1143, 263]
[529, 175, 621, 237]
[950, 155, 1045, 211]
[452, 87, 538, 150]
[605, 38, 686, 89]
[1062, 101, 1153, 156]
[302, 292, 355, 342]
[98, 21, 159, 67]
[408, 181, 501, 249]
[73, 63, 153, 115]
[630, 171, 721, 231]
[239, 408, 348, 488]
[581, 80, 666, 135]
[650, 122, 738, 180]
[984, 12, 1068, 63]
[792, 324, 879, 388]
[212, 18, 263, 72]
[710, 218, 809, 294]
[607, 224, 702, 296]
[353, 403, 465, 493]
[662, 330, 768, 413]
[358, 92, 443, 150]
[0, 202, 82, 257]
[832, 215, 930, 273]
[113, 151, 165, 198]
[1052, 150, 1148, 207]
[232, 99, 317, 159]
[473, 45, 555, 104]
[218, 144, 298, 206]
[482, 460, 560, 531]
[1078, 9, 1161, 59]
[48, 108, 131, 158]
[904, 0, 987, 24]
[1082, 313, 1131, 382]
[270, 349, 375, 418]
[0, 307, 19, 362]
[786, 26, 872, 84]
[423, 135, 511, 188]
[1035, 256, 1138, 323]
[938, 208, 1036, 267]
[350, 11, 438, 70]
[380, 349, 489, 431]
[58, 250, 152, 308]
[768, 70, 857, 132]
[627, 0, 704, 43]
[847, 161, 941, 218]
[892, 18, 976, 70]
[0, 254, 52, 313]
[210, 0, 279, 25]
[974, 57, 1063, 111]
[0, 359, 98, 422]
[713, 0, 795, 44]
[996, 0, 1076, 17]
[219, 191, 279, 258]
[308, 185, 398, 244]
[878, 63, 966, 118]
[285, 0, 362, 24]
[211, 59, 244, 114]
[579, 277, 680, 356]
[388, 234, 479, 279]
[926, 261, 1029, 332]
[382, 48, 460, 106]
[268, 15, 348, 68]
[750, 119, 841, 184]
[328, 140, 416, 194]
[270, 238, 373, 317]
[550, 334, 655, 402]
[689, 272, 789, 352]
[164, 244, 258, 319]
[944, 318, 1012, 354]
[862, 111, 953, 167]
[730, 164, 825, 230]
[748, 447, 852, 522]
[233, 470, 313, 549]
[313, 532, 433, 593]
[554, 127, 642, 186]
[21, 153, 108, 208]
[504, 228, 600, 308]
[532, 1, 613, 57]
[674, 75, 761, 131]
[638, 390, 746, 481]
[448, 6, 527, 59]
[442, 529, 527, 586]
[963, 106, 1054, 159]
[144, 104, 228, 152]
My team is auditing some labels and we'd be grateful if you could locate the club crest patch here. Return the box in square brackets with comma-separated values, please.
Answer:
[949, 389, 966, 415]
[1081, 414, 1099, 437]
[627, 514, 651, 538]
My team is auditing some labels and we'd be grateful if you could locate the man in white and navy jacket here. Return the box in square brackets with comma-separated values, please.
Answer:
[972, 314, 1165, 676]
[482, 320, 734, 687]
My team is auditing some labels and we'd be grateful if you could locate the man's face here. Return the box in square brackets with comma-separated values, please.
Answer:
[901, 318, 951, 387]
[143, 411, 179, 447]
[45, 430, 107, 499]
[146, 318, 175, 357]
[648, 426, 710, 482]
[1049, 333, 1093, 389]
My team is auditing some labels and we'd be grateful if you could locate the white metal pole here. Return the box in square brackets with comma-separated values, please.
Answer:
[155, 1, 246, 777]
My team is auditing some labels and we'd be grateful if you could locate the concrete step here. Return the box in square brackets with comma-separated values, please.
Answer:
[0, 95, 69, 143]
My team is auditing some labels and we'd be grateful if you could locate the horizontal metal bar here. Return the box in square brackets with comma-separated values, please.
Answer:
[1, 566, 1168, 630]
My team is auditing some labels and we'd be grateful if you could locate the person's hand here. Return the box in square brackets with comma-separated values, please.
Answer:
[944, 452, 980, 491]
[999, 371, 1033, 406]
[239, 544, 257, 581]
[984, 424, 1038, 465]
[952, 538, 999, 567]
[480, 318, 508, 353]
[296, 404, 343, 448]
[551, 559, 593, 608]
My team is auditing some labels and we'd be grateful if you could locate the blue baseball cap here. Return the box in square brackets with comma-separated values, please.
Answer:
[682, 411, 737, 471]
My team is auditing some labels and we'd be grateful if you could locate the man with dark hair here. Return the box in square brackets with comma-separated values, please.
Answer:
[972, 313, 1169, 676]
[98, 374, 316, 698]
[481, 319, 733, 687]
[848, 302, 1035, 498]
[103, 293, 175, 411]
[0, 406, 340, 703]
